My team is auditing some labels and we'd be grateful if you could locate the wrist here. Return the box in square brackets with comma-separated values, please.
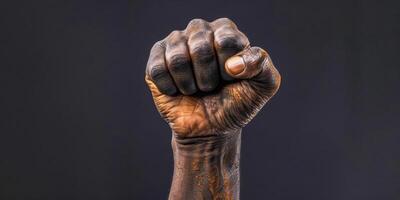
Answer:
[169, 129, 241, 200]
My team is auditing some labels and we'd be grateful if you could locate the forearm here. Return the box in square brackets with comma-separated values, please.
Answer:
[169, 130, 242, 200]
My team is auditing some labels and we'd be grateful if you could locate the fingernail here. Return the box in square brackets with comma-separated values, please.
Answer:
[226, 56, 245, 75]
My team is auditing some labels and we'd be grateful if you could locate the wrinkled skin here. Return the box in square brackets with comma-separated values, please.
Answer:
[146, 18, 280, 138]
[145, 18, 281, 200]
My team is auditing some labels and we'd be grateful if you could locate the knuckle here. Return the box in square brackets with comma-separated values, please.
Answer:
[149, 65, 167, 80]
[212, 17, 238, 29]
[187, 18, 207, 27]
[241, 47, 268, 68]
[191, 42, 214, 63]
[166, 32, 187, 47]
[215, 17, 234, 25]
[168, 30, 182, 37]
[189, 30, 213, 41]
[218, 17, 233, 22]
[168, 54, 190, 71]
[186, 19, 211, 37]
[215, 34, 247, 51]
[166, 30, 184, 42]
[152, 40, 165, 49]
[250, 46, 267, 58]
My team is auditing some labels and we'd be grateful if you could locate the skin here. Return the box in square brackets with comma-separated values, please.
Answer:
[145, 18, 281, 200]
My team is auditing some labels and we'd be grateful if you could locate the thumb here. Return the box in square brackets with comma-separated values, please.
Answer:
[225, 46, 281, 95]
[225, 46, 267, 79]
[219, 46, 281, 130]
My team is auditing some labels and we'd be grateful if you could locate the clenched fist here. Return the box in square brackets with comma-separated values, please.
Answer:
[145, 18, 281, 138]
[145, 18, 281, 199]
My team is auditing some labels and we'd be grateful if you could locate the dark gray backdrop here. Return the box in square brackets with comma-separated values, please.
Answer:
[1, 0, 399, 199]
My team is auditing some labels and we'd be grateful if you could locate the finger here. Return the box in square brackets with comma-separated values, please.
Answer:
[146, 41, 177, 95]
[225, 46, 264, 79]
[165, 31, 198, 95]
[225, 46, 281, 95]
[186, 19, 220, 92]
[211, 18, 250, 81]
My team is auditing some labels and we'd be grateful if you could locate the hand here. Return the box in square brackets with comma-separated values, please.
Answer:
[145, 18, 281, 138]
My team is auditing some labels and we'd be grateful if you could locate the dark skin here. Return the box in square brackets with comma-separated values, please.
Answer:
[145, 18, 281, 200]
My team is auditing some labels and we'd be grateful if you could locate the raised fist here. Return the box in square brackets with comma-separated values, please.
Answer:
[145, 18, 281, 138]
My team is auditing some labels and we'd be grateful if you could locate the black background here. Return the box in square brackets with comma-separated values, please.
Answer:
[1, 0, 400, 199]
